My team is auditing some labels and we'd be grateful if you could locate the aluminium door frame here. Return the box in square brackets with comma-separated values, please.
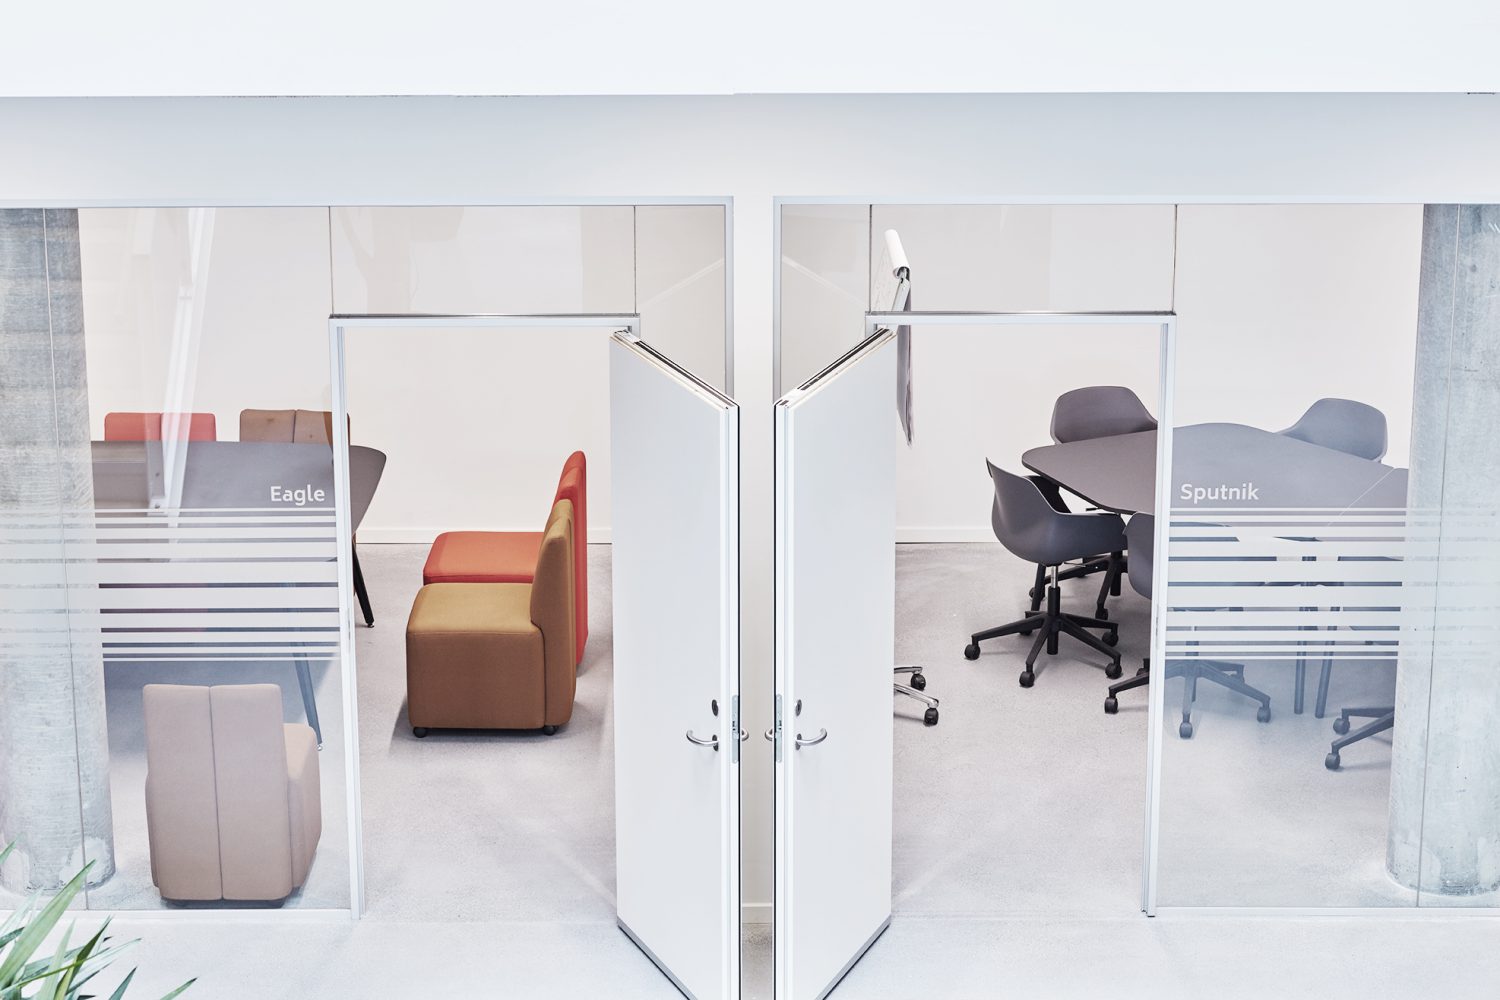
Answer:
[328, 311, 643, 919]
[860, 308, 1177, 916]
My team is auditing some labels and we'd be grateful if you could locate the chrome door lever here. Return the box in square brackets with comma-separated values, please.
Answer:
[795, 728, 828, 749]
[686, 730, 719, 751]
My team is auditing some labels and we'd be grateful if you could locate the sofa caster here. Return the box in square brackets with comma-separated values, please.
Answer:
[542, 725, 559, 736]
[413, 727, 429, 739]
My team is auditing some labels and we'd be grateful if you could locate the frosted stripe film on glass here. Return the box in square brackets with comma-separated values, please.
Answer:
[1162, 507, 1499, 662]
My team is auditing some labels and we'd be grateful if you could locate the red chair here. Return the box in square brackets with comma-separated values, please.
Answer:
[103, 411, 218, 442]
[423, 452, 588, 665]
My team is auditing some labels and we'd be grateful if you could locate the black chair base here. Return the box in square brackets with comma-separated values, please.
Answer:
[966, 574, 1121, 687]
[1104, 657, 1271, 739]
[1325, 706, 1394, 770]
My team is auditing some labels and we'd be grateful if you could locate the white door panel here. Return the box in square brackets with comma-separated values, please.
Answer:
[612, 332, 740, 1000]
[775, 330, 897, 999]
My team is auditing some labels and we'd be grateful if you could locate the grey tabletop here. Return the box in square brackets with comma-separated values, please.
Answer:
[1021, 422, 1409, 516]
[92, 440, 387, 530]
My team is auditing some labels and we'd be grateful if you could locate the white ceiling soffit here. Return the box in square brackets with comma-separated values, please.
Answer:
[5, 0, 1500, 97]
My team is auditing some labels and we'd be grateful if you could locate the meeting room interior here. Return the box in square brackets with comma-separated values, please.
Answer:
[773, 202, 1494, 988]
[0, 204, 746, 997]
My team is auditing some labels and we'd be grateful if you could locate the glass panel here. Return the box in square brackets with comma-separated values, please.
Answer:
[779, 204, 869, 393]
[869, 205, 1176, 312]
[1407, 205, 1500, 907]
[635, 205, 727, 392]
[1157, 204, 1425, 907]
[72, 206, 351, 910]
[330, 206, 634, 315]
[0, 208, 94, 910]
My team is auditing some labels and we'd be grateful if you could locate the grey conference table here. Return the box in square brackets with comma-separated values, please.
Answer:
[1021, 421, 1409, 516]
[1022, 422, 1409, 715]
[92, 440, 387, 746]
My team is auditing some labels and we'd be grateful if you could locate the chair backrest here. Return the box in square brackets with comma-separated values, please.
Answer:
[104, 411, 217, 442]
[987, 461, 1097, 566]
[553, 451, 588, 662]
[531, 499, 577, 715]
[1050, 386, 1158, 443]
[1125, 513, 1155, 600]
[239, 408, 350, 445]
[143, 683, 293, 900]
[1279, 397, 1387, 461]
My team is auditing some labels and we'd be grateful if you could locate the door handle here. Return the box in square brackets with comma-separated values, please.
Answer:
[686, 730, 719, 751]
[737, 728, 749, 743]
[795, 728, 828, 749]
[763, 728, 776, 742]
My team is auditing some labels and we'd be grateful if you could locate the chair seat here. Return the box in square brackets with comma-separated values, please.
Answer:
[423, 530, 544, 585]
[405, 583, 548, 731]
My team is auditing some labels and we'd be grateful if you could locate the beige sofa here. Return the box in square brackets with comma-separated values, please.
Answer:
[143, 683, 321, 902]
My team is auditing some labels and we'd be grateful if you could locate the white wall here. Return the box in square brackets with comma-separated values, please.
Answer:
[7, 0, 1498, 96]
[344, 324, 615, 541]
[16, 90, 1500, 921]
[781, 203, 1423, 538]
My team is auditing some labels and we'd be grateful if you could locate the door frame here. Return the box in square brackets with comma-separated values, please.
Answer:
[328, 311, 642, 918]
[851, 308, 1179, 917]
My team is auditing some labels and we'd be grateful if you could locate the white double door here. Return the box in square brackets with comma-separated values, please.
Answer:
[610, 332, 742, 1000]
[774, 330, 899, 999]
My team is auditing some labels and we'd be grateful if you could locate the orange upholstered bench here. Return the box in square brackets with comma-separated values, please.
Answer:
[422, 451, 587, 664]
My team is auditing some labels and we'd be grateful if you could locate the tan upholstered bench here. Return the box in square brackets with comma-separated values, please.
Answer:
[405, 499, 576, 737]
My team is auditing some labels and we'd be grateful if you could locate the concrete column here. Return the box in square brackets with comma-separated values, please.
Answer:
[0, 208, 115, 891]
[1388, 204, 1500, 898]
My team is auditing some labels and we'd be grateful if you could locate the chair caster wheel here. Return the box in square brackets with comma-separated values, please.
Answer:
[1136, 666, 1149, 676]
[1332, 717, 1350, 735]
[1104, 696, 1119, 715]
[1325, 752, 1341, 771]
[542, 725, 559, 736]
[1105, 660, 1123, 680]
[1257, 705, 1271, 723]
[1019, 670, 1035, 689]
[1179, 721, 1194, 739]
[963, 643, 980, 660]
[1018, 629, 1033, 637]
[923, 707, 939, 726]
[1096, 608, 1109, 621]
[910, 673, 927, 691]
[1103, 631, 1119, 647]
[413, 727, 429, 739]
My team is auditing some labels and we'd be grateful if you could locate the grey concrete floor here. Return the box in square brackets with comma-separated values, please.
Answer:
[26, 542, 1500, 999]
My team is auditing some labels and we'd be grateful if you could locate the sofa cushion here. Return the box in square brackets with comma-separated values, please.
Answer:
[422, 530, 543, 585]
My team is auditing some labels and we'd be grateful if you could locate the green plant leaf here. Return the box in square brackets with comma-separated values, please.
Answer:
[0, 861, 91, 985]
[157, 978, 195, 1000]
[104, 967, 136, 1000]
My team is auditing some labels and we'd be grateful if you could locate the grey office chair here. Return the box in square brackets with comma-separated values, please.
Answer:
[1278, 398, 1388, 461]
[1050, 385, 1159, 444]
[963, 462, 1124, 686]
[1028, 386, 1160, 620]
[1103, 513, 1272, 738]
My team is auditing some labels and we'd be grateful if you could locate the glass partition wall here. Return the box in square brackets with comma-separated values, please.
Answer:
[776, 201, 1500, 921]
[1153, 204, 1500, 910]
[0, 203, 730, 915]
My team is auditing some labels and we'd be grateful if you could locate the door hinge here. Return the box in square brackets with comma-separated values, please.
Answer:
[770, 694, 784, 764]
[731, 695, 741, 764]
